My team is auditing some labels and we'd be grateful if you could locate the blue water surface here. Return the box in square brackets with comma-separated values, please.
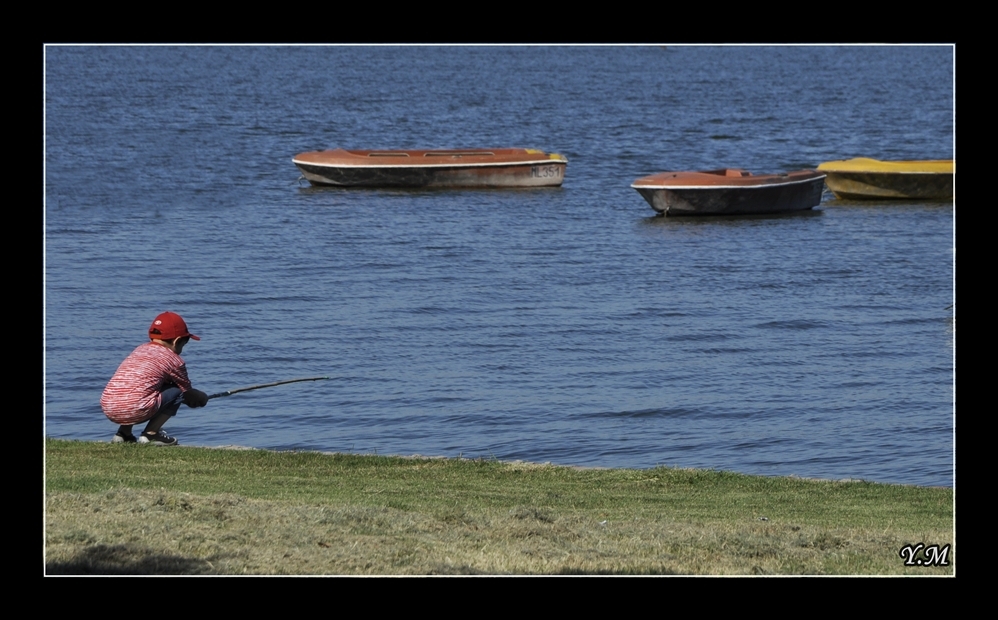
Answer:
[45, 45, 954, 487]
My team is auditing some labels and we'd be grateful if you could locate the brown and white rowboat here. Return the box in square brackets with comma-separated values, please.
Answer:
[293, 148, 568, 188]
[631, 168, 826, 216]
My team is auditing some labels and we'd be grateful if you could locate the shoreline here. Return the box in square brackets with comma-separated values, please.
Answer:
[54, 437, 953, 490]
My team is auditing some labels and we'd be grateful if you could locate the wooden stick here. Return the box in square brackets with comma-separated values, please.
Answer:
[207, 376, 330, 400]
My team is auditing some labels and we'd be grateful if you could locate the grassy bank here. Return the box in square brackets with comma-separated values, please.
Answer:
[45, 439, 954, 575]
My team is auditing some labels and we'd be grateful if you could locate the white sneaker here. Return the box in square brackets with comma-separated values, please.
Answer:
[138, 430, 179, 446]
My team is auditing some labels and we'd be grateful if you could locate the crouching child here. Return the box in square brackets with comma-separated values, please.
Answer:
[100, 311, 209, 445]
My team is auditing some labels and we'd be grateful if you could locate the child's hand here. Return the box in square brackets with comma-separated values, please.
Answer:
[183, 389, 209, 408]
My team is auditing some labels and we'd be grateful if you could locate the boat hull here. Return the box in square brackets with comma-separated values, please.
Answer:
[293, 148, 567, 188]
[817, 159, 953, 200]
[631, 169, 826, 216]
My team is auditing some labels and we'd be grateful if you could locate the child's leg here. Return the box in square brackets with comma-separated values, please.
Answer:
[142, 388, 183, 435]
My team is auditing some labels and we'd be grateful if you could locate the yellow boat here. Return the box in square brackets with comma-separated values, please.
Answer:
[817, 158, 953, 200]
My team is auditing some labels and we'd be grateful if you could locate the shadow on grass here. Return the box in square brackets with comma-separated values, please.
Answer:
[47, 544, 213, 575]
[426, 564, 491, 575]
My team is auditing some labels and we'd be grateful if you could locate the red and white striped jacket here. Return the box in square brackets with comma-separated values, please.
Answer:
[100, 342, 193, 424]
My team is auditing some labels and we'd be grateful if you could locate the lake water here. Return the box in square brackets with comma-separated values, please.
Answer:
[44, 45, 954, 487]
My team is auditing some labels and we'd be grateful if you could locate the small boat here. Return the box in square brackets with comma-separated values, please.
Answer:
[816, 158, 953, 200]
[630, 168, 826, 216]
[293, 148, 567, 188]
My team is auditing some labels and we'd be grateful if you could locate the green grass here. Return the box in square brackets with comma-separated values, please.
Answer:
[45, 439, 954, 575]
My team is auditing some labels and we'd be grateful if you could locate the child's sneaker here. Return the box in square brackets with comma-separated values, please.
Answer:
[138, 430, 179, 446]
[112, 431, 137, 444]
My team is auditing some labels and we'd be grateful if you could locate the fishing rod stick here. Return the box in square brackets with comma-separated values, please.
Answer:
[207, 376, 330, 400]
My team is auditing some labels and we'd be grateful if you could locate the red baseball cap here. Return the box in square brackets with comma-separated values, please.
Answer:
[149, 311, 201, 341]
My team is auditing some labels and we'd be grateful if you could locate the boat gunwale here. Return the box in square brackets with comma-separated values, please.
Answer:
[293, 158, 567, 170]
[817, 158, 953, 175]
[293, 148, 567, 170]
[631, 172, 825, 191]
